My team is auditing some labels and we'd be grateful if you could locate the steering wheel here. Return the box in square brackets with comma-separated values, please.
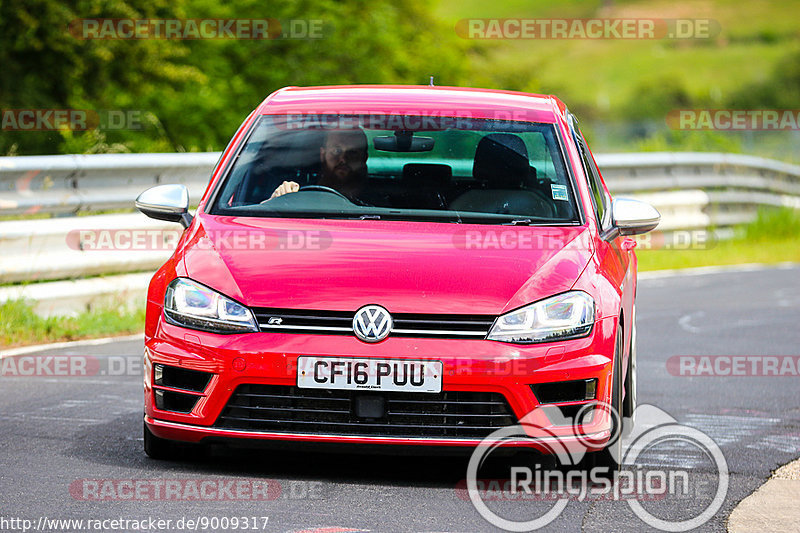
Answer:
[299, 185, 352, 202]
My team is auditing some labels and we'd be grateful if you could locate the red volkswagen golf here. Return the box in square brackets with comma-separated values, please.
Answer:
[136, 85, 659, 464]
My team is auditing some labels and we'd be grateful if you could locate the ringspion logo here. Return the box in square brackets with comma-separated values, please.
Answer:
[465, 404, 728, 531]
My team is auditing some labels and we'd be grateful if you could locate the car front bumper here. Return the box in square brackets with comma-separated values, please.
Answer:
[144, 314, 619, 452]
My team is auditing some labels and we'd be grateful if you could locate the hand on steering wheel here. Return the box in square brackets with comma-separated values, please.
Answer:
[263, 182, 360, 205]
[269, 180, 299, 199]
[298, 185, 352, 201]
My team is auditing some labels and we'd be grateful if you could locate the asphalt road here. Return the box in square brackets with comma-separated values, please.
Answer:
[1, 265, 799, 533]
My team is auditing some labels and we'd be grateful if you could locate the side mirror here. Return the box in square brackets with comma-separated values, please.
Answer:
[612, 198, 660, 236]
[135, 184, 193, 228]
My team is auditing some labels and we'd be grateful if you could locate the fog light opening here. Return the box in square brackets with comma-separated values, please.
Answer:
[531, 378, 598, 404]
[584, 378, 597, 400]
[153, 389, 200, 413]
[152, 364, 212, 392]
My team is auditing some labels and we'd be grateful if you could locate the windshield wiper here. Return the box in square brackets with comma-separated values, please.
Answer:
[358, 214, 381, 220]
[505, 218, 533, 226]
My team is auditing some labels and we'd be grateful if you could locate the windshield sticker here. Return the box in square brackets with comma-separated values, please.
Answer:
[551, 184, 568, 201]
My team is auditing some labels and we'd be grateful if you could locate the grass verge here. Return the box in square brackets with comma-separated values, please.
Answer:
[637, 237, 800, 271]
[0, 300, 144, 350]
[637, 207, 800, 271]
[2, 210, 798, 347]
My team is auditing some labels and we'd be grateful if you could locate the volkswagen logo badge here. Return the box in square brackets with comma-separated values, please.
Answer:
[353, 305, 393, 343]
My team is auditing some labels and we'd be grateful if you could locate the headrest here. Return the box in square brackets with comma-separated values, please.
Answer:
[472, 133, 529, 189]
[402, 163, 452, 188]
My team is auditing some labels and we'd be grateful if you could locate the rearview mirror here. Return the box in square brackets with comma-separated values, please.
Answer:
[135, 184, 193, 228]
[612, 198, 660, 236]
[373, 130, 434, 152]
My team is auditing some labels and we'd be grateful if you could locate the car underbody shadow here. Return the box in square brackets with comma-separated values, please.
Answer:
[64, 412, 558, 489]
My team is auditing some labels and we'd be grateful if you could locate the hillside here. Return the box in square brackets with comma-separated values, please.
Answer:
[435, 0, 800, 159]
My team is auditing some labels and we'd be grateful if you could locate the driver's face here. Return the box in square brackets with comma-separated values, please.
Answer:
[320, 131, 368, 185]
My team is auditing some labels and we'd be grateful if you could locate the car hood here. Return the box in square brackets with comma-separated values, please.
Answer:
[180, 215, 593, 315]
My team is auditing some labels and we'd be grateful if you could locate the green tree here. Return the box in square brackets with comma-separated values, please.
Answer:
[0, 0, 203, 154]
[728, 48, 800, 110]
[0, 0, 470, 155]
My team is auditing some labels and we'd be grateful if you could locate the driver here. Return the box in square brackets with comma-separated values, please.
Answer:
[270, 128, 368, 200]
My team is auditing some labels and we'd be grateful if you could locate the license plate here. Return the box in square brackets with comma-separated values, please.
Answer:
[297, 357, 443, 393]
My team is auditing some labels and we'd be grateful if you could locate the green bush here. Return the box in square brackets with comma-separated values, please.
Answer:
[635, 130, 743, 153]
[743, 207, 800, 241]
[728, 48, 800, 110]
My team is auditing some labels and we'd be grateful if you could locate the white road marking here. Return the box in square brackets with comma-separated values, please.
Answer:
[746, 434, 800, 454]
[0, 333, 143, 358]
[0, 414, 103, 423]
[678, 311, 704, 334]
[638, 262, 798, 281]
[683, 414, 781, 447]
[0, 378, 139, 385]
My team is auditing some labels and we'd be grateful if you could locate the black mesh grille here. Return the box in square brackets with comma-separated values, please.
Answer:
[253, 308, 494, 338]
[214, 385, 517, 438]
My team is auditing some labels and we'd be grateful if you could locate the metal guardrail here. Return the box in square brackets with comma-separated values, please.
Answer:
[2, 151, 800, 216]
[2, 150, 798, 315]
[600, 152, 800, 231]
[0, 152, 219, 215]
[3, 150, 800, 283]
[599, 152, 800, 204]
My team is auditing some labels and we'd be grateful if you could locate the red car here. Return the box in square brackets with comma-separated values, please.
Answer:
[136, 85, 659, 464]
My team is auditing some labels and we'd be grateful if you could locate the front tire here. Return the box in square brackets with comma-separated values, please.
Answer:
[623, 305, 637, 432]
[144, 421, 179, 460]
[580, 321, 624, 474]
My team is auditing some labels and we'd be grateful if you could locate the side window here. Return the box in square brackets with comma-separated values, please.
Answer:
[575, 128, 612, 230]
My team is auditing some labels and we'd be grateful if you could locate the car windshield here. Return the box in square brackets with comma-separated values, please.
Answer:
[211, 114, 579, 225]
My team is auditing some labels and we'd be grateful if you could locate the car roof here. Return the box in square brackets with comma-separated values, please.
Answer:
[256, 85, 567, 124]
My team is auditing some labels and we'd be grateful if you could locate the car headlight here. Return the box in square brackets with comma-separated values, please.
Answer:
[164, 278, 258, 334]
[487, 291, 595, 344]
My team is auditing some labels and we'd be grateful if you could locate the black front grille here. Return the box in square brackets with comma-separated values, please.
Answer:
[215, 385, 517, 438]
[252, 308, 495, 339]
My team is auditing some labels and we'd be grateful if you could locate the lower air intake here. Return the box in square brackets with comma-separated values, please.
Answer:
[215, 384, 517, 439]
